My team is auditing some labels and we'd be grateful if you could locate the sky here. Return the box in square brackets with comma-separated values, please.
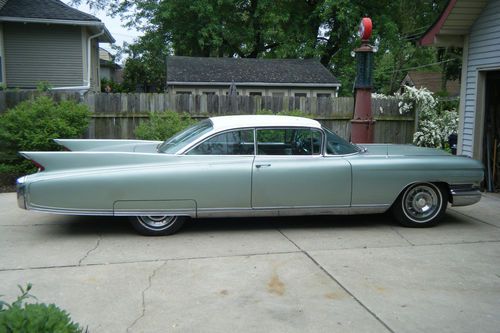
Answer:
[63, 1, 142, 62]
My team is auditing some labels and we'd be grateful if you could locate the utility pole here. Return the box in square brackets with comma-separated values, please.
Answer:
[351, 17, 375, 143]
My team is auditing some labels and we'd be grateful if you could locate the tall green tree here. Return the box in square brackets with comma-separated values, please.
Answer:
[73, 0, 450, 95]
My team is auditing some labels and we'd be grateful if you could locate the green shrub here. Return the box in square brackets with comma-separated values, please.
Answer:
[134, 111, 196, 141]
[0, 284, 85, 333]
[36, 81, 52, 92]
[0, 95, 91, 177]
[100, 78, 125, 93]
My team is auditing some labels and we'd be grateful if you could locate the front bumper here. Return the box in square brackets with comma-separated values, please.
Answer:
[450, 185, 481, 207]
[16, 176, 27, 209]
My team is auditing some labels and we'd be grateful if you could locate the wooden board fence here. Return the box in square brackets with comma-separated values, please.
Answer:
[0, 91, 414, 143]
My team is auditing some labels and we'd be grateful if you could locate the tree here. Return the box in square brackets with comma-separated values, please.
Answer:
[72, 0, 449, 95]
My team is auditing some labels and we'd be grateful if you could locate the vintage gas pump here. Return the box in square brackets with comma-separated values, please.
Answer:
[351, 17, 375, 143]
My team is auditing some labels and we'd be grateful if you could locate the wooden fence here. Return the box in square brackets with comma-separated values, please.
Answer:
[0, 91, 414, 143]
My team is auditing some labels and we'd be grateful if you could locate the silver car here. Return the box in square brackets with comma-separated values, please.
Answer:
[17, 115, 484, 236]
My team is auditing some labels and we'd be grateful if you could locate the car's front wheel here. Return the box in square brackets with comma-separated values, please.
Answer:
[392, 182, 448, 227]
[129, 215, 187, 236]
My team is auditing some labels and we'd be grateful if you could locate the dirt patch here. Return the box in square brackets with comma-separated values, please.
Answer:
[267, 272, 285, 296]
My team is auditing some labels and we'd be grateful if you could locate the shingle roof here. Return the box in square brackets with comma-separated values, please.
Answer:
[167, 56, 340, 86]
[0, 0, 100, 22]
[402, 71, 460, 97]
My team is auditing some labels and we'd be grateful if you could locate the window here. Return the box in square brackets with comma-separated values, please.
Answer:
[158, 119, 213, 154]
[317, 93, 331, 98]
[323, 127, 360, 155]
[294, 93, 307, 98]
[272, 92, 285, 97]
[256, 128, 322, 155]
[249, 92, 262, 96]
[176, 91, 192, 95]
[203, 91, 216, 95]
[188, 130, 255, 155]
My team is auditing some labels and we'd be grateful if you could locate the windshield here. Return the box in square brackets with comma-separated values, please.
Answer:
[158, 119, 213, 154]
[322, 127, 360, 155]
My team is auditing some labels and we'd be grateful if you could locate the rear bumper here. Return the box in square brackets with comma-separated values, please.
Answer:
[450, 185, 481, 207]
[16, 177, 27, 209]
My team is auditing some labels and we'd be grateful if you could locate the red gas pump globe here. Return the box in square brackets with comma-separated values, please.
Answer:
[358, 17, 372, 40]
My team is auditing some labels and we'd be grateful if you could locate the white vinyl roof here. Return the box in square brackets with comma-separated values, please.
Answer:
[209, 115, 321, 131]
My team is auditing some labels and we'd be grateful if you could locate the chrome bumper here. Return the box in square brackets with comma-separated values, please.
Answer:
[450, 185, 481, 207]
[16, 177, 27, 209]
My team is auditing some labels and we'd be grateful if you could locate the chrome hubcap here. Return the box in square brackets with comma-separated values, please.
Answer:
[138, 216, 177, 230]
[403, 184, 441, 223]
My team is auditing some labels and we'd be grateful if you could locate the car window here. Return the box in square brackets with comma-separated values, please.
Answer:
[158, 119, 213, 154]
[256, 128, 322, 155]
[323, 127, 360, 155]
[187, 129, 255, 155]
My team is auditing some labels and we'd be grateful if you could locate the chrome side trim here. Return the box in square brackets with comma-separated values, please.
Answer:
[114, 209, 195, 218]
[24, 204, 390, 218]
[25, 205, 114, 216]
[450, 186, 482, 207]
[350, 204, 391, 214]
[197, 205, 390, 218]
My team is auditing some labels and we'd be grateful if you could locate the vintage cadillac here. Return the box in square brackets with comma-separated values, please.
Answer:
[17, 115, 484, 236]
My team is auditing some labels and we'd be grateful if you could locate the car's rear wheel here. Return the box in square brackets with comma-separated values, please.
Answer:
[129, 215, 187, 236]
[392, 182, 448, 227]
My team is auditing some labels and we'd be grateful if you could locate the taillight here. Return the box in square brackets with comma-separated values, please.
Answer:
[31, 160, 45, 172]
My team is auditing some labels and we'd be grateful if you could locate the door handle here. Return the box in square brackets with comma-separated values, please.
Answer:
[255, 164, 271, 168]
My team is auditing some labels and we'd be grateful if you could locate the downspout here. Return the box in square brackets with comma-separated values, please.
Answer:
[52, 27, 105, 92]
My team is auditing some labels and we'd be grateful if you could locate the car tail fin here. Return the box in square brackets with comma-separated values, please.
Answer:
[18, 151, 172, 173]
[19, 153, 46, 172]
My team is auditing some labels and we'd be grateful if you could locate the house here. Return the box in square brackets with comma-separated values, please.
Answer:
[166, 56, 341, 98]
[400, 71, 460, 97]
[420, 0, 500, 191]
[0, 0, 115, 92]
[99, 48, 122, 83]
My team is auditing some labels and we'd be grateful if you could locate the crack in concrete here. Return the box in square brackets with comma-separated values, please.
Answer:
[2, 239, 500, 273]
[390, 226, 415, 246]
[126, 261, 167, 332]
[448, 209, 500, 229]
[78, 234, 102, 266]
[275, 226, 395, 333]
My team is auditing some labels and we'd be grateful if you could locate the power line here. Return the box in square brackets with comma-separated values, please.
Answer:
[400, 25, 431, 38]
[380, 58, 458, 74]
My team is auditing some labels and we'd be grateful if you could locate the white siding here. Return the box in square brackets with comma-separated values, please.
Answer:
[4, 22, 84, 88]
[462, 0, 500, 156]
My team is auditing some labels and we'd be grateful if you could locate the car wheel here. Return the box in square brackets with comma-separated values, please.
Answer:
[129, 215, 187, 236]
[392, 182, 448, 227]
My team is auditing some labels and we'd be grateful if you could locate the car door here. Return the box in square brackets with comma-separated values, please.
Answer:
[185, 129, 255, 211]
[251, 127, 352, 209]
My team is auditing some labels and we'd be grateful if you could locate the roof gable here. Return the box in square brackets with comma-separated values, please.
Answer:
[0, 0, 99, 22]
[167, 56, 340, 86]
[420, 0, 489, 46]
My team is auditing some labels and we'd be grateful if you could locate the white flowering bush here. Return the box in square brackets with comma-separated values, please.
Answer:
[397, 86, 459, 149]
[373, 86, 459, 149]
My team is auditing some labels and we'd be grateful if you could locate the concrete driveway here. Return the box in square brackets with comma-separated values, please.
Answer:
[1, 192, 499, 333]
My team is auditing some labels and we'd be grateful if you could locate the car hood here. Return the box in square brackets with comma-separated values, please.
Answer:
[359, 144, 451, 156]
